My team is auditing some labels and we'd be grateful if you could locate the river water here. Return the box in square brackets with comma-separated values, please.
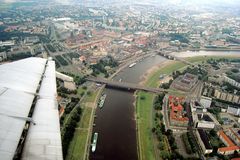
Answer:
[89, 55, 167, 160]
[89, 51, 240, 160]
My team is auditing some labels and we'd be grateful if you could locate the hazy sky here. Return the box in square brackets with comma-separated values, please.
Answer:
[1, 0, 240, 6]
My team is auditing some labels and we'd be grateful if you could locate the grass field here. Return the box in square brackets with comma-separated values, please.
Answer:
[136, 91, 155, 160]
[65, 130, 88, 160]
[136, 55, 236, 160]
[84, 90, 99, 102]
[78, 107, 92, 128]
[77, 87, 86, 95]
[66, 89, 100, 160]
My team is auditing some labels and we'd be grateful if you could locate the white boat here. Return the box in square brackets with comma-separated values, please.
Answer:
[129, 62, 137, 68]
[91, 132, 98, 152]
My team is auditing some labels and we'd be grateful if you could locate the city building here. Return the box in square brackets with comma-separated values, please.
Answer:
[220, 92, 227, 101]
[208, 75, 223, 84]
[169, 96, 189, 126]
[214, 89, 221, 99]
[226, 94, 234, 102]
[227, 106, 240, 116]
[56, 71, 76, 90]
[214, 89, 240, 104]
[218, 146, 240, 156]
[224, 76, 240, 89]
[190, 101, 207, 113]
[196, 129, 213, 154]
[171, 73, 198, 92]
[233, 95, 240, 104]
[200, 96, 212, 109]
[226, 128, 240, 146]
[192, 112, 220, 129]
[0, 52, 7, 61]
[0, 40, 15, 47]
[24, 36, 40, 45]
[218, 130, 240, 155]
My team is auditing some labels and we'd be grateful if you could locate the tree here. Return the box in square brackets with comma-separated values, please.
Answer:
[160, 123, 165, 133]
[231, 68, 239, 73]
[233, 123, 238, 128]
[165, 129, 173, 136]
[159, 113, 163, 120]
[210, 129, 217, 137]
[158, 142, 165, 150]
[140, 95, 146, 100]
[160, 151, 170, 159]
[87, 91, 92, 96]
[80, 92, 85, 97]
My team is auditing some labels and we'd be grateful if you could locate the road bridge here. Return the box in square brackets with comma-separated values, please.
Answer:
[86, 77, 186, 95]
[157, 52, 195, 67]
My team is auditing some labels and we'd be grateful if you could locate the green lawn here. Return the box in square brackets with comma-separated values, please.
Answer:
[84, 90, 99, 102]
[78, 107, 92, 128]
[137, 91, 155, 160]
[65, 130, 88, 160]
[146, 61, 185, 88]
[77, 87, 86, 95]
[65, 89, 100, 160]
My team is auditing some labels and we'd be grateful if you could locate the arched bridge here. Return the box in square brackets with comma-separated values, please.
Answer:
[86, 77, 185, 95]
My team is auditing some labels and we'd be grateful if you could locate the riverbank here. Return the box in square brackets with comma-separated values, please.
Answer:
[136, 55, 240, 160]
[65, 86, 103, 160]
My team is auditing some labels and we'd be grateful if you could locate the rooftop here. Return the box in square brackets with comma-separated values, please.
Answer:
[229, 128, 240, 141]
[219, 130, 235, 147]
[197, 114, 214, 122]
[218, 145, 239, 152]
[198, 129, 212, 149]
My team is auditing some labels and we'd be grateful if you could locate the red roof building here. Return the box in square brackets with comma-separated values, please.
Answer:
[169, 96, 188, 126]
[218, 130, 240, 155]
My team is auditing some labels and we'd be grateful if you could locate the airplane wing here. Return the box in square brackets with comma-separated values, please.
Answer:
[0, 57, 63, 160]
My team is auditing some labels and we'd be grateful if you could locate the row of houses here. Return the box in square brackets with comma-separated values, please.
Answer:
[214, 89, 240, 104]
[224, 76, 240, 89]
[218, 129, 240, 155]
[196, 128, 240, 156]
[214, 89, 240, 116]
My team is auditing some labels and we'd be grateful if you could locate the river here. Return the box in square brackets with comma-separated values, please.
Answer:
[89, 51, 240, 160]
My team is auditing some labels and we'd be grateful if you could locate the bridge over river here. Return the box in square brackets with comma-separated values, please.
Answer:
[86, 52, 199, 95]
[86, 77, 186, 95]
[157, 52, 196, 67]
